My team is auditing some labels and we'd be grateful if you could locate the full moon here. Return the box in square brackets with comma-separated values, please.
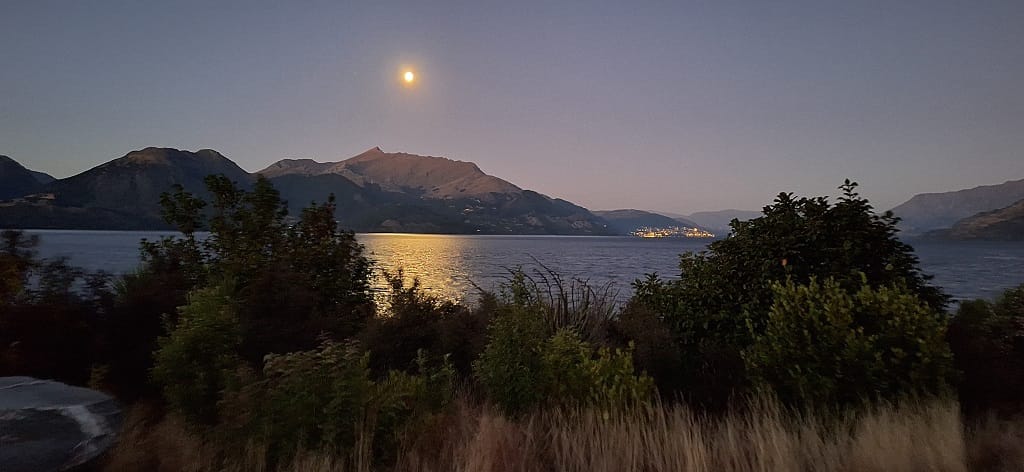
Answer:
[403, 71, 415, 83]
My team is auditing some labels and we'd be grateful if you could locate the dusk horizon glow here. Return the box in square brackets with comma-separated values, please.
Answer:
[2, 1, 1022, 214]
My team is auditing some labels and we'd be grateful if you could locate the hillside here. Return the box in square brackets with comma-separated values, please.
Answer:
[685, 209, 761, 234]
[593, 209, 704, 234]
[0, 155, 53, 200]
[261, 148, 609, 234]
[46, 147, 254, 218]
[891, 179, 1024, 234]
[260, 147, 521, 202]
[1, 147, 612, 235]
[926, 199, 1024, 241]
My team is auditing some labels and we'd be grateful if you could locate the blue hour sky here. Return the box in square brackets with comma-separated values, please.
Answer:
[2, 1, 1022, 213]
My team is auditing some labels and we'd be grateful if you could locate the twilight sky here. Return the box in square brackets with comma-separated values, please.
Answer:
[2, 1, 1022, 214]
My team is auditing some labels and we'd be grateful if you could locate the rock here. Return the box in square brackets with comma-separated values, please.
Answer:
[0, 376, 122, 472]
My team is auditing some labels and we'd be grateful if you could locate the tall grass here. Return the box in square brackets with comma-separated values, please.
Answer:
[102, 397, 1024, 472]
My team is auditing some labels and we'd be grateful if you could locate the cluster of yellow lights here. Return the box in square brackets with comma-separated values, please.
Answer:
[403, 70, 415, 84]
[631, 226, 716, 239]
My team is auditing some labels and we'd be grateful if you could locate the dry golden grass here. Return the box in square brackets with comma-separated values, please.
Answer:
[102, 398, 1023, 472]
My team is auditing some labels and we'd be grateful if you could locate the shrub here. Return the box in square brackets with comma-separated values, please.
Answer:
[540, 330, 654, 409]
[605, 302, 685, 397]
[361, 272, 479, 376]
[152, 282, 243, 425]
[147, 177, 375, 368]
[744, 277, 954, 407]
[947, 283, 1024, 414]
[473, 303, 653, 415]
[220, 340, 455, 467]
[89, 260, 194, 400]
[472, 305, 549, 415]
[630, 181, 946, 407]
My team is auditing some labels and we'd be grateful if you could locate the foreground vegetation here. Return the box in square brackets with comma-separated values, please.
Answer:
[2, 176, 1023, 471]
[106, 397, 1024, 472]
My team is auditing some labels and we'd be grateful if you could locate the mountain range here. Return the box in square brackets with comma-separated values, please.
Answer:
[0, 147, 613, 235]
[921, 199, 1024, 241]
[592, 209, 705, 235]
[5, 146, 1020, 239]
[890, 178, 1024, 235]
[682, 210, 762, 234]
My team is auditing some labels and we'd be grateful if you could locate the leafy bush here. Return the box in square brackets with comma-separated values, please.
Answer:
[605, 301, 685, 397]
[630, 181, 946, 407]
[220, 340, 455, 467]
[152, 176, 374, 365]
[94, 265, 192, 400]
[473, 303, 653, 415]
[744, 277, 954, 407]
[361, 272, 488, 377]
[472, 305, 549, 415]
[948, 284, 1024, 414]
[152, 282, 243, 425]
[540, 330, 654, 409]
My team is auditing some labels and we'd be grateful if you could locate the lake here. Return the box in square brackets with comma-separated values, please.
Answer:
[22, 230, 1024, 303]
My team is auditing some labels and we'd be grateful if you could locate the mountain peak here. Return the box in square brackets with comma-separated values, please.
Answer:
[259, 148, 521, 199]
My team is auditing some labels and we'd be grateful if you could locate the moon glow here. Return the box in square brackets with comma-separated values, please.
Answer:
[403, 70, 415, 83]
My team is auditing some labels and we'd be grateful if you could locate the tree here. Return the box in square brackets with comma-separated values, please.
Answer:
[630, 181, 947, 407]
[149, 175, 374, 364]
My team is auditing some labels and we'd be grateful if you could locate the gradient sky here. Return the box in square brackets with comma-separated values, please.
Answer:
[2, 1, 1022, 213]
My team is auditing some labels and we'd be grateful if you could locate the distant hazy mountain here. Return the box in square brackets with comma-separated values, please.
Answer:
[925, 199, 1024, 241]
[684, 209, 761, 233]
[0, 155, 53, 199]
[1, 147, 612, 235]
[593, 209, 704, 234]
[891, 179, 1024, 234]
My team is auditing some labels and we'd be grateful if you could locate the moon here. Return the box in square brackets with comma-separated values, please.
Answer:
[403, 70, 415, 84]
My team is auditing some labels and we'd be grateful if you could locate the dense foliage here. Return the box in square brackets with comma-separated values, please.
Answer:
[473, 277, 653, 415]
[3, 177, 1023, 470]
[151, 282, 243, 424]
[745, 277, 954, 406]
[947, 283, 1024, 414]
[629, 180, 949, 407]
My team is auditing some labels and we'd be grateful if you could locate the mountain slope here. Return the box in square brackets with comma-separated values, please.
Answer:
[1, 148, 254, 229]
[262, 148, 610, 234]
[2, 147, 611, 234]
[47, 147, 254, 218]
[29, 170, 55, 184]
[891, 179, 1024, 234]
[685, 209, 761, 233]
[927, 199, 1024, 241]
[594, 209, 703, 234]
[259, 147, 521, 201]
[0, 155, 48, 200]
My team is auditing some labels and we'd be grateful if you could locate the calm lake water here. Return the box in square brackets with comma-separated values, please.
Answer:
[22, 230, 1024, 303]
